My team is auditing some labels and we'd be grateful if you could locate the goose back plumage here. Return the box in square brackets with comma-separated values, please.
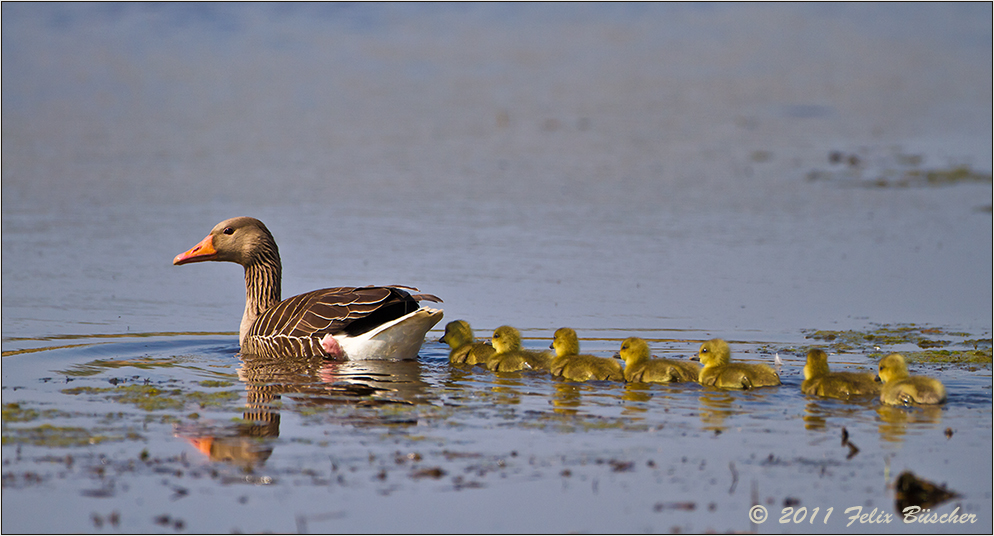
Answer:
[242, 285, 439, 358]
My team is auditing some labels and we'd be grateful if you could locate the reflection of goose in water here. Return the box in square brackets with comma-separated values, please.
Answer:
[236, 352, 431, 408]
[178, 353, 431, 467]
[550, 382, 583, 414]
[875, 404, 943, 443]
[317, 359, 431, 405]
[177, 421, 275, 469]
[620, 383, 653, 412]
[801, 401, 828, 431]
[697, 390, 737, 432]
[801, 399, 869, 432]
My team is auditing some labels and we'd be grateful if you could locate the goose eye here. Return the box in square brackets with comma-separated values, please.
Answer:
[223, 227, 234, 235]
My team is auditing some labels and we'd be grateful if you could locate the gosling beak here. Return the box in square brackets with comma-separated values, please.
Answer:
[689, 355, 700, 361]
[874, 375, 882, 383]
[549, 342, 555, 349]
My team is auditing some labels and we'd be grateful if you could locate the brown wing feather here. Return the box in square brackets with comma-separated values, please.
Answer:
[247, 286, 427, 340]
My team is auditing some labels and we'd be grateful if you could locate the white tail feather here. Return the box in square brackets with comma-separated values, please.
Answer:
[334, 308, 444, 360]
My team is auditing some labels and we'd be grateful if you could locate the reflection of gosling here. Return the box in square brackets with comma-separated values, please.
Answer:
[617, 337, 699, 383]
[549, 328, 624, 382]
[801, 349, 880, 399]
[440, 320, 495, 366]
[876, 353, 946, 405]
[486, 326, 552, 372]
[696, 339, 780, 389]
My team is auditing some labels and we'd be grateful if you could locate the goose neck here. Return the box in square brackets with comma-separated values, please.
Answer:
[240, 252, 281, 345]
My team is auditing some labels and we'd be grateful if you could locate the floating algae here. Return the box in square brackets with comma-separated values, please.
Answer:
[802, 325, 991, 363]
[61, 385, 240, 412]
[810, 146, 993, 188]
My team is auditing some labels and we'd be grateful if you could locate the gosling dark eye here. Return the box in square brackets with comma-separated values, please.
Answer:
[223, 227, 234, 235]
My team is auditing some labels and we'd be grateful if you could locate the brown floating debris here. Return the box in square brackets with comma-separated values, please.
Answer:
[729, 461, 739, 495]
[609, 460, 635, 473]
[654, 502, 696, 512]
[841, 427, 859, 459]
[411, 467, 446, 479]
[846, 441, 860, 460]
[894, 471, 959, 513]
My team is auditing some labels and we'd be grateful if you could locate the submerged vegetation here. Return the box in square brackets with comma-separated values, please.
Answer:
[61, 385, 240, 412]
[2, 403, 140, 447]
[807, 146, 993, 189]
[2, 424, 138, 447]
[802, 324, 991, 363]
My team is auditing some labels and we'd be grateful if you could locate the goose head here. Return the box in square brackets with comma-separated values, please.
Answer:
[550, 327, 580, 357]
[174, 216, 278, 267]
[616, 337, 651, 366]
[440, 320, 474, 348]
[876, 353, 910, 384]
[491, 325, 522, 353]
[803, 349, 831, 380]
[696, 338, 731, 367]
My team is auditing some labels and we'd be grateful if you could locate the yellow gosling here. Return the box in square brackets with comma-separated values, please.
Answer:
[486, 325, 553, 373]
[548, 328, 624, 382]
[439, 320, 495, 366]
[877, 353, 947, 405]
[801, 349, 880, 399]
[617, 337, 700, 383]
[696, 339, 780, 389]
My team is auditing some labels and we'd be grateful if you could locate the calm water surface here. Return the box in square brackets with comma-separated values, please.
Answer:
[2, 3, 992, 533]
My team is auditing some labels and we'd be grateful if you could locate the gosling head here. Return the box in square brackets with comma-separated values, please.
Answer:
[440, 320, 474, 349]
[803, 349, 831, 380]
[876, 353, 910, 384]
[696, 339, 731, 367]
[551, 327, 580, 357]
[491, 325, 522, 353]
[617, 337, 651, 366]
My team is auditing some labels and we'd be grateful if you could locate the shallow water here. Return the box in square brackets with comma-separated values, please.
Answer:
[2, 3, 992, 533]
[3, 332, 992, 533]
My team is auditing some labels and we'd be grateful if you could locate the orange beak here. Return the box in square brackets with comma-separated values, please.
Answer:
[173, 234, 217, 265]
[186, 436, 215, 456]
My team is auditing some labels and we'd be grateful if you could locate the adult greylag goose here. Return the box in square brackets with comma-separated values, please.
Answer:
[801, 349, 880, 400]
[174, 217, 443, 360]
